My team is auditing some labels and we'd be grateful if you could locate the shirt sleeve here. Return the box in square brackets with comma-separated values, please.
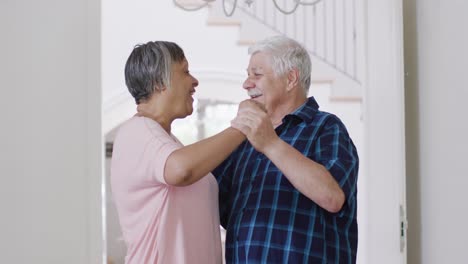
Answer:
[314, 115, 359, 216]
[148, 138, 180, 184]
[212, 155, 234, 228]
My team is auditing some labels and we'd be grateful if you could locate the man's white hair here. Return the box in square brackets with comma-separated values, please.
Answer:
[248, 35, 312, 94]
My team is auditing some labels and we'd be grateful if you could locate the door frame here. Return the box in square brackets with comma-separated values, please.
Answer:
[362, 0, 406, 263]
[95, 0, 408, 262]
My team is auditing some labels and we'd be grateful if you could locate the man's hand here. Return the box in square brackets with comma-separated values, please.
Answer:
[231, 99, 278, 153]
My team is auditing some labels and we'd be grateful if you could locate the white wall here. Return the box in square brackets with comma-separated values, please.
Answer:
[102, 2, 365, 263]
[404, 0, 468, 263]
[102, 2, 251, 261]
[0, 1, 103, 263]
[102, 0, 252, 134]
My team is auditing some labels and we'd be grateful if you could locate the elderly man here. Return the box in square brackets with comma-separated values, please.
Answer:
[214, 35, 359, 263]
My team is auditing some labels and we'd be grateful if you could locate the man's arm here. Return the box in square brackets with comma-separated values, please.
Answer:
[261, 138, 345, 213]
[232, 101, 346, 213]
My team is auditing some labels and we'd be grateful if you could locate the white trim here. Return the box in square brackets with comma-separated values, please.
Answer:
[363, 0, 406, 263]
[103, 91, 135, 136]
[103, 90, 133, 113]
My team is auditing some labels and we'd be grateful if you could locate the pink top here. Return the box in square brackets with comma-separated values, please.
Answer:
[111, 116, 222, 264]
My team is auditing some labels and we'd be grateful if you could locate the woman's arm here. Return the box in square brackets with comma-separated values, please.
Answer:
[164, 127, 245, 186]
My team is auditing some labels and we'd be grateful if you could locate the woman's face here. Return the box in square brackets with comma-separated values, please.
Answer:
[165, 59, 199, 119]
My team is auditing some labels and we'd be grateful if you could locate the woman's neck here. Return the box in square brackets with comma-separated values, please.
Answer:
[137, 101, 173, 134]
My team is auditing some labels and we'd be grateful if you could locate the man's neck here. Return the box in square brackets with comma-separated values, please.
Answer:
[270, 96, 307, 127]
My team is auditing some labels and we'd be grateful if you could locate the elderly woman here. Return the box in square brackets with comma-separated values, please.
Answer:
[111, 41, 251, 264]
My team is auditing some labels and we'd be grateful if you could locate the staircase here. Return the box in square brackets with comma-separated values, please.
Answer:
[195, 0, 364, 158]
[200, 0, 364, 100]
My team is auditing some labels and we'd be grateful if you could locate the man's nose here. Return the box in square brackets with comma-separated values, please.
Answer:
[243, 77, 255, 90]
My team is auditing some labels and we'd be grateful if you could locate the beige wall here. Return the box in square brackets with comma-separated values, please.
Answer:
[404, 0, 468, 263]
[0, 0, 103, 263]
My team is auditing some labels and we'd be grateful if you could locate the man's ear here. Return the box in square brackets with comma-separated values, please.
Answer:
[286, 68, 300, 92]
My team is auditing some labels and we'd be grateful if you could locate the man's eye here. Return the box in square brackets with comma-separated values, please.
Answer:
[254, 73, 262, 77]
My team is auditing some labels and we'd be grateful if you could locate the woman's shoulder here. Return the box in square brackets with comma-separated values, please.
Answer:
[114, 116, 175, 147]
[119, 116, 164, 135]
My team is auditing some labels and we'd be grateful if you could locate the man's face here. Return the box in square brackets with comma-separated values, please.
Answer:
[243, 52, 288, 117]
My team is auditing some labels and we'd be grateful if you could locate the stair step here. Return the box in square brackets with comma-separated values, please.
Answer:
[206, 18, 241, 26]
[329, 96, 362, 103]
[203, 0, 363, 99]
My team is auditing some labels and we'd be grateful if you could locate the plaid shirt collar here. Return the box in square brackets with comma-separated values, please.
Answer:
[282, 96, 320, 125]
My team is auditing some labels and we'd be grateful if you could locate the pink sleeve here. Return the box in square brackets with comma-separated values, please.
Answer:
[148, 139, 180, 184]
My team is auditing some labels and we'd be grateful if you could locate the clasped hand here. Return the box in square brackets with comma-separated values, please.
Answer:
[231, 99, 278, 153]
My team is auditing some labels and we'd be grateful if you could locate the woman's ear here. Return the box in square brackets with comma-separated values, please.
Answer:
[157, 84, 167, 92]
[286, 68, 300, 92]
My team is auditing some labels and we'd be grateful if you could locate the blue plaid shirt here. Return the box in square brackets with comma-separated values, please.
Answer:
[213, 97, 359, 264]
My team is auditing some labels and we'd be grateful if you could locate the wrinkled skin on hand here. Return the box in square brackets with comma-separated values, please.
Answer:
[231, 99, 278, 153]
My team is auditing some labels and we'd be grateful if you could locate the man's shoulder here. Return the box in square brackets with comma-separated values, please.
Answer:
[305, 109, 340, 126]
[301, 110, 351, 139]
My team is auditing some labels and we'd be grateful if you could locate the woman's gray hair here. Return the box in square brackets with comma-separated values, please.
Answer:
[248, 35, 312, 94]
[124, 41, 186, 104]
